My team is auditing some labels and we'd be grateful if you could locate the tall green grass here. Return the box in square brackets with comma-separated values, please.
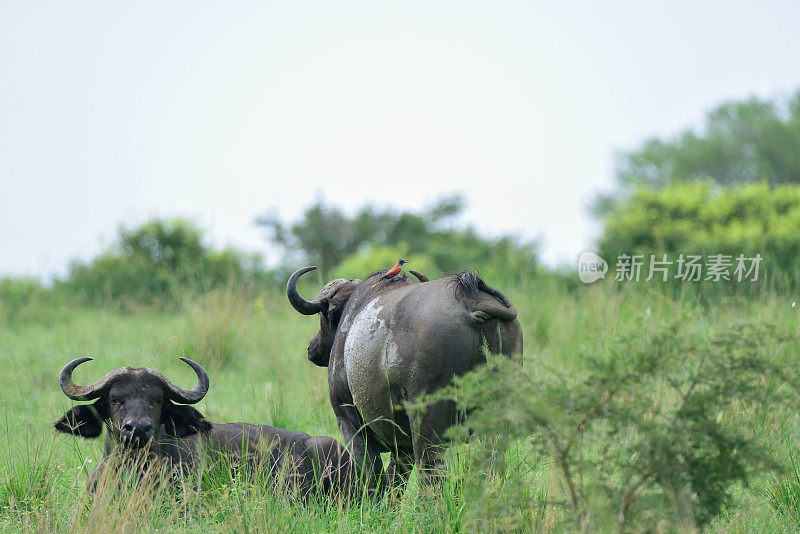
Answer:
[0, 277, 798, 531]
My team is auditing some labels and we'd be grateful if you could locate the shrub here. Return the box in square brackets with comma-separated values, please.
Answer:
[60, 219, 263, 308]
[260, 195, 539, 285]
[331, 244, 438, 280]
[597, 182, 800, 290]
[424, 230, 539, 288]
[425, 320, 799, 531]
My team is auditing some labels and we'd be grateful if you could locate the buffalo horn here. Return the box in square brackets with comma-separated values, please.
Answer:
[409, 269, 429, 282]
[287, 266, 323, 315]
[59, 357, 128, 401]
[156, 357, 210, 404]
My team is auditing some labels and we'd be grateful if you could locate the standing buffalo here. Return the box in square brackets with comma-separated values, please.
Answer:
[287, 267, 522, 492]
[54, 357, 352, 497]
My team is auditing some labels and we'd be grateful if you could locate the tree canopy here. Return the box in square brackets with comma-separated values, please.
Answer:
[62, 219, 261, 307]
[594, 90, 800, 215]
[257, 195, 538, 284]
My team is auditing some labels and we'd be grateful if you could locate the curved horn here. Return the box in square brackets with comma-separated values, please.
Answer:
[59, 357, 127, 401]
[287, 266, 323, 315]
[158, 357, 210, 404]
[409, 269, 429, 283]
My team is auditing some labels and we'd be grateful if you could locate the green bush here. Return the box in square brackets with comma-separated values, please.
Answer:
[593, 91, 800, 217]
[331, 244, 438, 280]
[260, 195, 539, 285]
[423, 320, 799, 531]
[328, 238, 536, 292]
[424, 230, 539, 288]
[597, 182, 800, 290]
[60, 219, 263, 307]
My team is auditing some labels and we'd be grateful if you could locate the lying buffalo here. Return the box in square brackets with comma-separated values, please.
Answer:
[287, 267, 522, 492]
[54, 357, 352, 497]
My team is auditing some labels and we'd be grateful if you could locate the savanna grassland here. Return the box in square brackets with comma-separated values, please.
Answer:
[1, 276, 800, 533]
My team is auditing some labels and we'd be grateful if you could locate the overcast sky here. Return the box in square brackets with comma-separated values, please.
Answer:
[2, 1, 799, 279]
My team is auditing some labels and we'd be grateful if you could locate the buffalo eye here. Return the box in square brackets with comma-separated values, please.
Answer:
[110, 396, 122, 407]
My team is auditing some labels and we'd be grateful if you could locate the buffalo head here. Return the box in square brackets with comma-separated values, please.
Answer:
[54, 357, 211, 450]
[286, 266, 359, 366]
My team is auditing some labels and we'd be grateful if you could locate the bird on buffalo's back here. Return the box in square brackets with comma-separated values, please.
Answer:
[371, 259, 409, 287]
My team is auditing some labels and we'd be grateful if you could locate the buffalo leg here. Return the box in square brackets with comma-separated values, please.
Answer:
[334, 403, 386, 496]
[387, 451, 414, 493]
[410, 399, 454, 487]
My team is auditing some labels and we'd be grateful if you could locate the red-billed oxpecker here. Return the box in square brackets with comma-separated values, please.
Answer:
[371, 259, 409, 287]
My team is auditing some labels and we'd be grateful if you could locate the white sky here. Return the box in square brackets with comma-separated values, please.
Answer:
[2, 1, 799, 278]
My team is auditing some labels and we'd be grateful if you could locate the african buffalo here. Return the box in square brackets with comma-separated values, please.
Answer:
[286, 267, 522, 492]
[54, 357, 353, 497]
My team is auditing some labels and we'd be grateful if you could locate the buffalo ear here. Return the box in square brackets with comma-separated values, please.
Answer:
[54, 399, 107, 438]
[326, 281, 359, 321]
[162, 401, 212, 438]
